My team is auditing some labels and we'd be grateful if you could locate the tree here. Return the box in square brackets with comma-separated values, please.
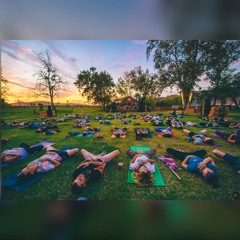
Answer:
[147, 40, 205, 109]
[34, 50, 66, 108]
[209, 69, 240, 110]
[66, 100, 70, 107]
[74, 67, 115, 110]
[1, 68, 9, 101]
[116, 71, 135, 98]
[202, 40, 240, 105]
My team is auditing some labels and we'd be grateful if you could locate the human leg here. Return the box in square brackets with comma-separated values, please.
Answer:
[126, 150, 138, 158]
[19, 143, 43, 154]
[66, 148, 80, 157]
[45, 145, 57, 151]
[200, 129, 207, 134]
[100, 150, 120, 163]
[191, 150, 207, 158]
[212, 149, 225, 158]
[167, 148, 188, 160]
[80, 149, 95, 159]
[146, 149, 156, 158]
[182, 129, 190, 136]
[167, 148, 206, 161]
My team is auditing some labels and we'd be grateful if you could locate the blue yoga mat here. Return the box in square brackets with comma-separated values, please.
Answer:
[78, 134, 93, 137]
[1, 147, 74, 192]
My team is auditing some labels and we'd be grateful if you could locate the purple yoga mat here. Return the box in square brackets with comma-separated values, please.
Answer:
[211, 133, 221, 138]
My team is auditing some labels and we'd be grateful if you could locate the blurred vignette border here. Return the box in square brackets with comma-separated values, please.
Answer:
[0, 201, 239, 239]
[1, 0, 240, 238]
[0, 0, 240, 39]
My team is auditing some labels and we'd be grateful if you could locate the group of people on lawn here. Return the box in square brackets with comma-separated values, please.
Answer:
[1, 139, 240, 193]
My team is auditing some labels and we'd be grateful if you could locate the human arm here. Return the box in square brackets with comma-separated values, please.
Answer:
[38, 157, 61, 167]
[197, 157, 215, 170]
[181, 155, 195, 169]
[227, 134, 236, 143]
[141, 159, 156, 166]
[80, 160, 104, 168]
[130, 154, 142, 163]
[2, 153, 22, 162]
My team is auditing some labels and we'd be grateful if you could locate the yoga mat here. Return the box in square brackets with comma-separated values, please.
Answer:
[0, 142, 55, 168]
[127, 145, 166, 187]
[211, 133, 222, 138]
[1, 147, 73, 192]
[78, 134, 93, 137]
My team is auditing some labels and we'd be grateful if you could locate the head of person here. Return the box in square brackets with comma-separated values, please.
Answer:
[71, 174, 87, 194]
[17, 163, 38, 181]
[202, 137, 214, 145]
[133, 171, 154, 187]
[202, 168, 219, 188]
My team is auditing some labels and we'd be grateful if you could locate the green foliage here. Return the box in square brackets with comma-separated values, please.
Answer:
[1, 68, 9, 101]
[116, 72, 135, 98]
[74, 67, 115, 110]
[147, 40, 205, 108]
[157, 96, 182, 107]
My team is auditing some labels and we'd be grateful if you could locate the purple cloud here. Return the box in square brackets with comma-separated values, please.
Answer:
[2, 40, 36, 62]
[8, 80, 36, 90]
[42, 41, 79, 71]
[2, 49, 23, 62]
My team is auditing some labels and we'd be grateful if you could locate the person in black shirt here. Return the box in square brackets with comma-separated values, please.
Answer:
[71, 148, 120, 194]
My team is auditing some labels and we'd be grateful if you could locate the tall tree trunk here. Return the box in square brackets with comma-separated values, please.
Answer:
[50, 95, 54, 108]
[181, 91, 192, 109]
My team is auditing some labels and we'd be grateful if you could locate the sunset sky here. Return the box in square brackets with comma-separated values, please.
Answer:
[2, 40, 240, 104]
[2, 40, 157, 104]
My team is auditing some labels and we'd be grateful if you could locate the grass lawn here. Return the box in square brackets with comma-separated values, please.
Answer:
[1, 106, 240, 200]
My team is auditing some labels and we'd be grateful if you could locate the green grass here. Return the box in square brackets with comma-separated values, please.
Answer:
[1, 106, 240, 200]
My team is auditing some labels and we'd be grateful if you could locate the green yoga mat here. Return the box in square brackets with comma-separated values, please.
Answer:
[127, 145, 166, 186]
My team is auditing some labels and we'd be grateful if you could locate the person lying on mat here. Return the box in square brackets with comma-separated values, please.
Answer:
[1, 143, 44, 163]
[182, 129, 214, 145]
[229, 122, 240, 129]
[158, 128, 173, 138]
[212, 149, 240, 175]
[171, 119, 184, 129]
[71, 148, 120, 194]
[17, 145, 79, 180]
[135, 128, 149, 140]
[167, 148, 219, 188]
[126, 148, 156, 186]
[215, 130, 240, 145]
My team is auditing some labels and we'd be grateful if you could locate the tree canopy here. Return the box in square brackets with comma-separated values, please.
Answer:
[74, 67, 115, 110]
[147, 40, 205, 108]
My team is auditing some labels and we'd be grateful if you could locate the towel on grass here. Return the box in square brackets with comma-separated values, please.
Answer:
[0, 142, 55, 168]
[127, 145, 166, 187]
[1, 147, 75, 192]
